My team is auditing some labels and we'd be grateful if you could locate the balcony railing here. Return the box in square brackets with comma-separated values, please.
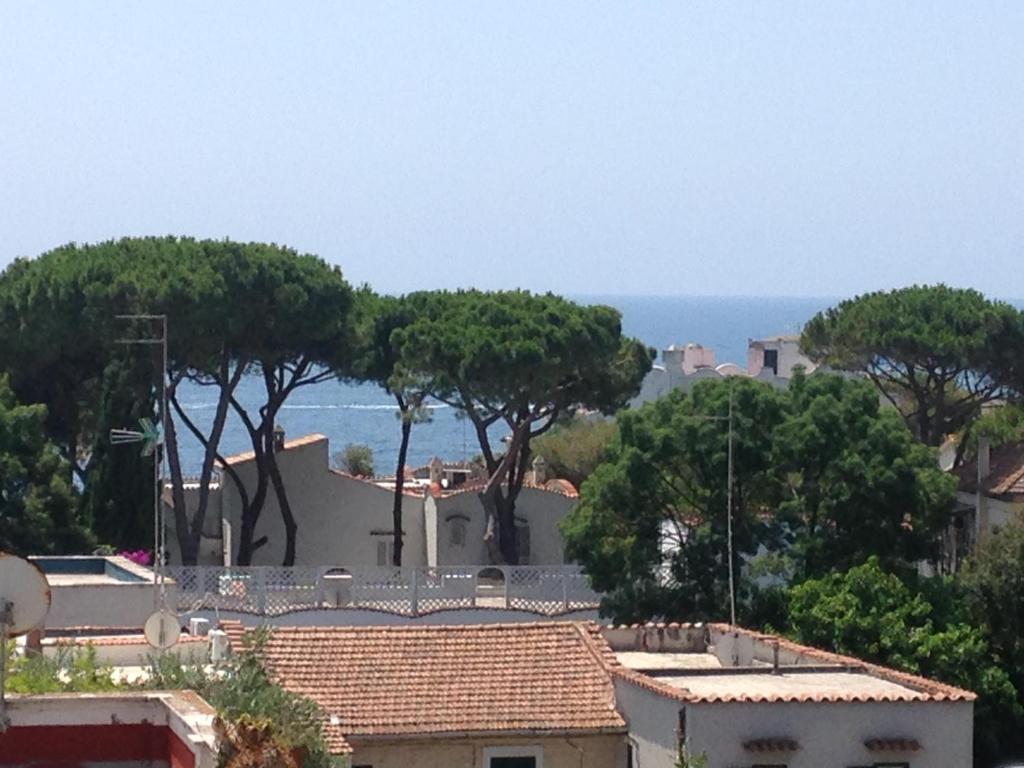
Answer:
[165, 565, 602, 617]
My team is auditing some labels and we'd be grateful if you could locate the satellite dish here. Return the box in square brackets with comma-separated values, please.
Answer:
[0, 553, 51, 637]
[144, 609, 180, 650]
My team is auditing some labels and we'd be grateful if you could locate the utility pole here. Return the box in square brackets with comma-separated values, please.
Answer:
[726, 384, 736, 627]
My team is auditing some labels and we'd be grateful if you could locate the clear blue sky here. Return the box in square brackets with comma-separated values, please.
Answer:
[1, 3, 1022, 297]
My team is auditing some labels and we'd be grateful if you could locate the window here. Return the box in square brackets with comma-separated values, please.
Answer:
[376, 540, 394, 566]
[484, 745, 542, 768]
[763, 348, 779, 375]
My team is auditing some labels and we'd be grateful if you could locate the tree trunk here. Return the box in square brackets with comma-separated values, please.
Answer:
[236, 435, 270, 565]
[163, 408, 196, 564]
[235, 421, 272, 565]
[496, 492, 519, 565]
[189, 363, 243, 550]
[392, 398, 412, 566]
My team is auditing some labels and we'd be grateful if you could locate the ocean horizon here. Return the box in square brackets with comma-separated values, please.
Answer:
[172, 294, 844, 475]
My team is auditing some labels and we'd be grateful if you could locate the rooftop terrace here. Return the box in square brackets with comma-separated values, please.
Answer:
[603, 623, 975, 704]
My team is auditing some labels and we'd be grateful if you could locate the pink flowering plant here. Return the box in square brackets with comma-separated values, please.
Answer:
[118, 549, 152, 566]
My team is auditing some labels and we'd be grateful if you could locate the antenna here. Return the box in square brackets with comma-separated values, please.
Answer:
[726, 383, 736, 627]
[0, 553, 52, 731]
[113, 314, 169, 608]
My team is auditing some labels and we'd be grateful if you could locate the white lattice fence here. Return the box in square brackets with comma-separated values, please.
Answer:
[346, 566, 416, 615]
[507, 567, 601, 614]
[168, 565, 600, 616]
[415, 567, 478, 613]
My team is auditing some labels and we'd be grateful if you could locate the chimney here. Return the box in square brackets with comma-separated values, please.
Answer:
[532, 454, 548, 484]
[428, 457, 443, 486]
[273, 424, 286, 453]
[978, 436, 992, 482]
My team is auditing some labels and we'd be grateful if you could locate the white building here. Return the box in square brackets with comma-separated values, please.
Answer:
[165, 433, 578, 568]
[630, 336, 818, 408]
[608, 623, 973, 768]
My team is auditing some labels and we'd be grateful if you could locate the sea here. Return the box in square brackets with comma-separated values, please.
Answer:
[173, 295, 836, 474]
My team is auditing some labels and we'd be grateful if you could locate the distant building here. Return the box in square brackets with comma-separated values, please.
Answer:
[942, 437, 1024, 571]
[164, 433, 578, 568]
[630, 336, 818, 408]
[220, 619, 974, 768]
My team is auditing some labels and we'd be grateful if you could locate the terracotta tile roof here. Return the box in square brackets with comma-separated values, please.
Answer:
[603, 622, 976, 704]
[432, 479, 578, 500]
[223, 621, 624, 750]
[220, 434, 328, 466]
[47, 632, 207, 647]
[956, 441, 1024, 499]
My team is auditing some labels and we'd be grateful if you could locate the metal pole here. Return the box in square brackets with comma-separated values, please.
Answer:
[158, 315, 168, 602]
[0, 599, 11, 732]
[726, 385, 736, 627]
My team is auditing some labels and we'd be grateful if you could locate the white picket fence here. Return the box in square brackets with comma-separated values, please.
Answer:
[165, 565, 601, 617]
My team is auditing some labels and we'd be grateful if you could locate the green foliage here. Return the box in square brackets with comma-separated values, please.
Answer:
[801, 285, 1023, 446]
[0, 375, 93, 554]
[774, 371, 955, 577]
[564, 374, 953, 621]
[4, 643, 118, 693]
[790, 558, 1022, 763]
[0, 236, 357, 565]
[963, 521, 1024, 697]
[674, 746, 708, 768]
[79, 357, 157, 550]
[532, 417, 618, 490]
[145, 629, 338, 768]
[336, 443, 375, 477]
[392, 290, 652, 564]
[563, 377, 785, 621]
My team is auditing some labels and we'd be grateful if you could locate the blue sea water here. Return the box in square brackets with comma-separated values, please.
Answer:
[174, 295, 836, 474]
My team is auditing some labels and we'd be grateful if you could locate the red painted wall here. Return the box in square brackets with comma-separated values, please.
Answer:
[0, 724, 195, 768]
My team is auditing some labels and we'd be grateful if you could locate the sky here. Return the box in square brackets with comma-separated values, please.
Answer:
[1, 3, 1022, 298]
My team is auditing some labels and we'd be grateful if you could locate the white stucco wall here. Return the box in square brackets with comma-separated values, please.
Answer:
[613, 678, 681, 768]
[687, 700, 972, 768]
[612, 672, 972, 768]
[219, 438, 426, 567]
[431, 487, 576, 566]
[747, 337, 815, 378]
[348, 734, 625, 768]
[956, 490, 1021, 539]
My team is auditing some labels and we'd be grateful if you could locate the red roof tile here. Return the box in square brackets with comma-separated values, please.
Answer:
[220, 434, 328, 466]
[225, 622, 624, 750]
